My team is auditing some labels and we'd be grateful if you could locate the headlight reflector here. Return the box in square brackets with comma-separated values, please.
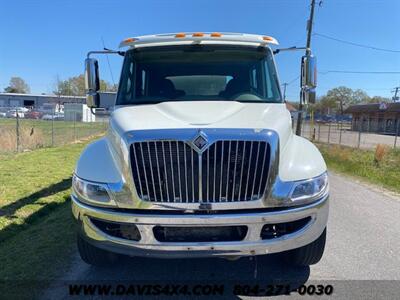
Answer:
[289, 172, 329, 203]
[72, 175, 116, 207]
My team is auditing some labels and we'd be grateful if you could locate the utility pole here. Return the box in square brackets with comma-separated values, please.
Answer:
[392, 86, 400, 102]
[282, 83, 288, 101]
[296, 0, 317, 136]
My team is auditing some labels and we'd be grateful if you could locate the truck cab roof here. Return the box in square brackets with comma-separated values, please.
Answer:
[119, 32, 279, 49]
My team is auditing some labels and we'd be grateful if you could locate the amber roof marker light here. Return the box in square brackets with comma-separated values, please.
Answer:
[123, 37, 137, 43]
[262, 36, 274, 42]
[210, 32, 222, 37]
[192, 32, 204, 37]
[119, 33, 279, 48]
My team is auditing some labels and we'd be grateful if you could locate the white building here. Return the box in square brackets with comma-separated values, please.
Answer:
[64, 103, 95, 122]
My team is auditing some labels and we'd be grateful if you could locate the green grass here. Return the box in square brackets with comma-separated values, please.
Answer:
[0, 141, 93, 297]
[1, 133, 398, 297]
[0, 118, 106, 152]
[0, 203, 76, 299]
[318, 143, 400, 193]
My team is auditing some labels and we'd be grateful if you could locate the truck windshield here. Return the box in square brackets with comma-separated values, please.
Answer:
[116, 45, 282, 105]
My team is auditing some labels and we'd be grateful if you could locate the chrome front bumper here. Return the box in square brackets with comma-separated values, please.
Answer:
[72, 195, 329, 258]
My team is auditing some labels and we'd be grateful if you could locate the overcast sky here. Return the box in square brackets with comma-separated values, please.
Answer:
[0, 0, 399, 100]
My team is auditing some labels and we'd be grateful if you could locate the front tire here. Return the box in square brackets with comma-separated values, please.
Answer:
[284, 228, 326, 266]
[77, 235, 119, 267]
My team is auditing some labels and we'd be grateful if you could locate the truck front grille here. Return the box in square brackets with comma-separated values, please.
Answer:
[130, 141, 199, 203]
[130, 140, 270, 203]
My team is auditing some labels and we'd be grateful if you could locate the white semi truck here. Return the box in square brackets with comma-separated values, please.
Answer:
[72, 32, 328, 266]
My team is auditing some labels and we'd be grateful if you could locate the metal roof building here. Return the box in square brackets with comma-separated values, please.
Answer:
[0, 93, 85, 108]
[0, 92, 116, 109]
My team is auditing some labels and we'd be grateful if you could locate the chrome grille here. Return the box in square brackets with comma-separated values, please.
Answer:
[202, 141, 270, 202]
[130, 140, 270, 203]
[130, 141, 199, 202]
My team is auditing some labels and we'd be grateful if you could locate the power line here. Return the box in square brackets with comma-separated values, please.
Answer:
[314, 32, 400, 53]
[319, 70, 400, 74]
[288, 75, 300, 85]
[280, 7, 311, 44]
[101, 37, 116, 86]
[282, 75, 300, 88]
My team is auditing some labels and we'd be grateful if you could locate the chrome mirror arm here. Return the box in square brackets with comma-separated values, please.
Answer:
[273, 46, 310, 55]
[87, 49, 125, 58]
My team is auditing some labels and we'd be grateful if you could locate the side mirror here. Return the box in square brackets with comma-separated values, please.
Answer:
[300, 88, 316, 105]
[84, 58, 100, 108]
[306, 88, 316, 104]
[301, 55, 317, 89]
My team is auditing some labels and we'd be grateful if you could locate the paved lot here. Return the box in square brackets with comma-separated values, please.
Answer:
[46, 172, 400, 299]
[301, 123, 399, 149]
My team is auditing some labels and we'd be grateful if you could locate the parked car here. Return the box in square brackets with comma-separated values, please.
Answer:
[0, 112, 6, 118]
[41, 114, 53, 120]
[14, 107, 29, 113]
[6, 110, 25, 118]
[42, 112, 64, 120]
[25, 110, 44, 119]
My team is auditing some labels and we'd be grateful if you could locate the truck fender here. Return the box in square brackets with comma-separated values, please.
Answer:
[279, 135, 327, 182]
[75, 138, 122, 184]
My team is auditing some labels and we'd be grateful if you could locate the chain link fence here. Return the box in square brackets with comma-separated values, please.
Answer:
[3, 105, 398, 153]
[0, 104, 108, 153]
[300, 120, 400, 149]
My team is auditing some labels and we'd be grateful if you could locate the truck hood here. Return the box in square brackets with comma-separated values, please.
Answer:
[77, 101, 326, 193]
[110, 101, 293, 149]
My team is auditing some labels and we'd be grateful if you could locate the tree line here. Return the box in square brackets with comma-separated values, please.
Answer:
[288, 86, 391, 115]
[314, 86, 391, 115]
[2, 76, 117, 96]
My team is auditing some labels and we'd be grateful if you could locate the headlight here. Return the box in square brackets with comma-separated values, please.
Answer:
[289, 172, 329, 204]
[72, 175, 117, 207]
